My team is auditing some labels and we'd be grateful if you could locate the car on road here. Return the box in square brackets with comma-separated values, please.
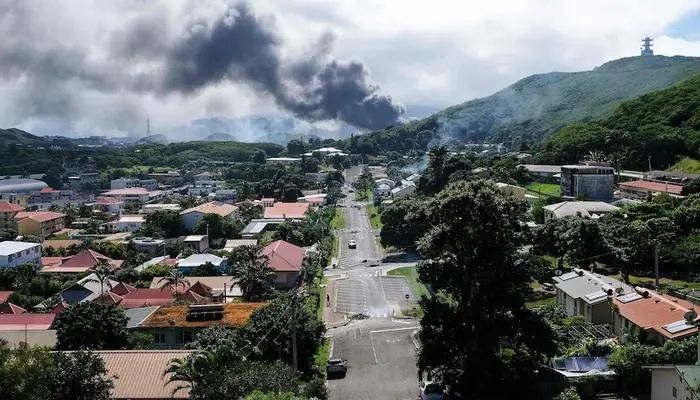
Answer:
[348, 240, 357, 249]
[326, 358, 348, 378]
[419, 381, 445, 400]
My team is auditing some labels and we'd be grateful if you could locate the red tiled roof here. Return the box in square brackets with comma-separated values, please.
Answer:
[187, 281, 212, 297]
[0, 302, 26, 314]
[41, 249, 123, 273]
[41, 256, 70, 269]
[51, 300, 70, 314]
[615, 290, 698, 340]
[40, 187, 59, 193]
[619, 180, 684, 195]
[177, 290, 207, 304]
[110, 282, 137, 296]
[15, 211, 66, 223]
[0, 291, 13, 303]
[94, 196, 123, 205]
[103, 188, 149, 196]
[263, 202, 310, 219]
[117, 289, 176, 309]
[0, 201, 24, 212]
[262, 240, 305, 272]
[0, 313, 56, 330]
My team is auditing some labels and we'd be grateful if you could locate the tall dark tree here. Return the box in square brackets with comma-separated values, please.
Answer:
[228, 245, 275, 301]
[416, 180, 556, 397]
[54, 302, 130, 350]
[46, 351, 113, 400]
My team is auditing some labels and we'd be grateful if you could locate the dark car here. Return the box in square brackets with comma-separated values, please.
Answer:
[326, 358, 348, 378]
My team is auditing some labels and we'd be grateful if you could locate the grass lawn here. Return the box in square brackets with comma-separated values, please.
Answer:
[526, 182, 560, 198]
[356, 188, 372, 201]
[669, 157, 700, 174]
[317, 277, 327, 322]
[388, 266, 429, 299]
[525, 296, 557, 309]
[330, 207, 345, 229]
[367, 204, 382, 229]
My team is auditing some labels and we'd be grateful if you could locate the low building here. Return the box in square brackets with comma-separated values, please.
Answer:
[0, 313, 56, 348]
[177, 253, 226, 274]
[110, 178, 158, 191]
[41, 248, 123, 273]
[140, 203, 182, 214]
[95, 350, 194, 399]
[521, 164, 561, 181]
[262, 240, 305, 288]
[214, 189, 237, 202]
[374, 178, 396, 189]
[646, 365, 700, 400]
[180, 201, 239, 231]
[105, 215, 145, 233]
[182, 235, 209, 253]
[92, 196, 124, 214]
[188, 180, 227, 197]
[68, 172, 100, 191]
[391, 181, 416, 198]
[553, 269, 633, 325]
[613, 288, 699, 344]
[148, 171, 183, 185]
[240, 218, 285, 238]
[132, 237, 165, 256]
[135, 303, 263, 348]
[0, 241, 41, 268]
[34, 273, 118, 311]
[15, 211, 67, 238]
[297, 193, 327, 206]
[543, 201, 619, 222]
[267, 157, 301, 165]
[263, 202, 310, 220]
[560, 165, 614, 201]
[0, 201, 24, 230]
[102, 188, 155, 204]
[618, 180, 685, 199]
[150, 276, 242, 301]
[223, 239, 257, 252]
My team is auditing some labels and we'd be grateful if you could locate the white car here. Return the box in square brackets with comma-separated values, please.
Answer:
[348, 240, 357, 249]
[419, 381, 445, 400]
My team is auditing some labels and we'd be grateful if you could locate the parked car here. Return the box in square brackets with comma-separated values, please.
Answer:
[326, 358, 348, 378]
[348, 240, 357, 249]
[419, 381, 445, 400]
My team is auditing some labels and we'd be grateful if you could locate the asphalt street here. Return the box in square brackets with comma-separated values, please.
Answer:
[326, 166, 420, 400]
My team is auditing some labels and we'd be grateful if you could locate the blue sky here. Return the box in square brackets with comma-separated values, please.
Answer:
[667, 9, 700, 40]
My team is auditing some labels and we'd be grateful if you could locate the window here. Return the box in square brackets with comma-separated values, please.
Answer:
[176, 331, 193, 345]
[153, 333, 166, 344]
[672, 386, 677, 398]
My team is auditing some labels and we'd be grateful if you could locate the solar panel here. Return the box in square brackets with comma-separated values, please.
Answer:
[585, 291, 608, 301]
[662, 320, 695, 334]
[617, 293, 643, 304]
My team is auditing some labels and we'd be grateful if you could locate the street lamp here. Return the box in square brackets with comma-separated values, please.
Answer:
[684, 309, 700, 366]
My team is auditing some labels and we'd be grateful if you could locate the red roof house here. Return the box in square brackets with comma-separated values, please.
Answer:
[0, 291, 13, 303]
[0, 313, 56, 331]
[263, 203, 310, 219]
[0, 302, 26, 314]
[0, 201, 25, 213]
[41, 249, 123, 273]
[262, 240, 306, 288]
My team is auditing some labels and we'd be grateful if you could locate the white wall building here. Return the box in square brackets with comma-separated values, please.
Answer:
[0, 241, 41, 268]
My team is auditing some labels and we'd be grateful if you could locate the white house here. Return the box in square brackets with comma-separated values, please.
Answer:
[0, 241, 41, 268]
[183, 235, 209, 253]
[646, 365, 700, 400]
[102, 188, 152, 204]
[177, 254, 227, 274]
[374, 178, 396, 189]
[106, 215, 145, 233]
[391, 181, 416, 198]
[543, 201, 619, 222]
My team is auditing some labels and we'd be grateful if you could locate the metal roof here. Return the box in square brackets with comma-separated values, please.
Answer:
[0, 241, 40, 256]
[0, 178, 48, 194]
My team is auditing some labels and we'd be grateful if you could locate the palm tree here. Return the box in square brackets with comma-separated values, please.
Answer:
[165, 345, 239, 395]
[158, 269, 190, 294]
[605, 129, 631, 181]
[228, 245, 275, 301]
[85, 260, 116, 298]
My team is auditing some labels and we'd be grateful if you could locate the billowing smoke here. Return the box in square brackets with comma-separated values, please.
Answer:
[0, 2, 402, 133]
[161, 4, 404, 129]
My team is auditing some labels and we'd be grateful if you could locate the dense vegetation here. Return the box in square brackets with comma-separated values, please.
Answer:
[539, 73, 700, 169]
[353, 56, 700, 154]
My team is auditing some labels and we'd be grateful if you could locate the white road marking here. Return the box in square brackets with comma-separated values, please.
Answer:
[369, 330, 378, 364]
[370, 327, 418, 334]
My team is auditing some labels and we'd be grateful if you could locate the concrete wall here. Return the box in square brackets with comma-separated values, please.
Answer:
[650, 368, 697, 400]
[0, 243, 41, 268]
[0, 329, 57, 348]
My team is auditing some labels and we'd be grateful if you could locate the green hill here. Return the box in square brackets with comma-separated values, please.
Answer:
[539, 74, 700, 169]
[354, 56, 700, 154]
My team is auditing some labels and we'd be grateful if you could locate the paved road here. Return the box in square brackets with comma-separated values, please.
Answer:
[326, 166, 420, 400]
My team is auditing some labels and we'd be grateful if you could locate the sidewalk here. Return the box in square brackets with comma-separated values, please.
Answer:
[322, 277, 351, 329]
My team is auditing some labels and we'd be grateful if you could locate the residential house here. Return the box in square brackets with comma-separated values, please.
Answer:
[240, 218, 285, 238]
[553, 269, 633, 325]
[15, 211, 67, 238]
[134, 303, 263, 348]
[177, 253, 227, 274]
[41, 248, 123, 273]
[97, 282, 180, 309]
[182, 235, 209, 253]
[263, 202, 310, 220]
[131, 237, 165, 256]
[92, 196, 124, 214]
[521, 164, 561, 181]
[374, 178, 396, 189]
[0, 241, 41, 268]
[140, 203, 182, 214]
[150, 276, 242, 302]
[266, 157, 301, 165]
[262, 240, 305, 288]
[95, 350, 194, 399]
[223, 239, 257, 252]
[543, 201, 619, 222]
[0, 201, 24, 230]
[134, 256, 179, 272]
[68, 172, 100, 191]
[0, 313, 57, 348]
[297, 193, 327, 206]
[180, 201, 239, 231]
[105, 214, 145, 232]
[618, 180, 685, 199]
[102, 188, 152, 205]
[560, 165, 614, 201]
[261, 198, 275, 207]
[188, 180, 227, 197]
[646, 365, 700, 400]
[111, 178, 158, 191]
[148, 171, 183, 185]
[214, 189, 237, 202]
[613, 288, 699, 344]
[390, 181, 416, 198]
[0, 291, 12, 303]
[34, 273, 119, 311]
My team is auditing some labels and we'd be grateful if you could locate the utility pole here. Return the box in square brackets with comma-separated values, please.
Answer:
[291, 291, 298, 373]
[654, 241, 660, 291]
[648, 156, 652, 173]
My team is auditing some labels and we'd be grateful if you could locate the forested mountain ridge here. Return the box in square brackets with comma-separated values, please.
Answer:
[538, 73, 700, 169]
[351, 56, 700, 154]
